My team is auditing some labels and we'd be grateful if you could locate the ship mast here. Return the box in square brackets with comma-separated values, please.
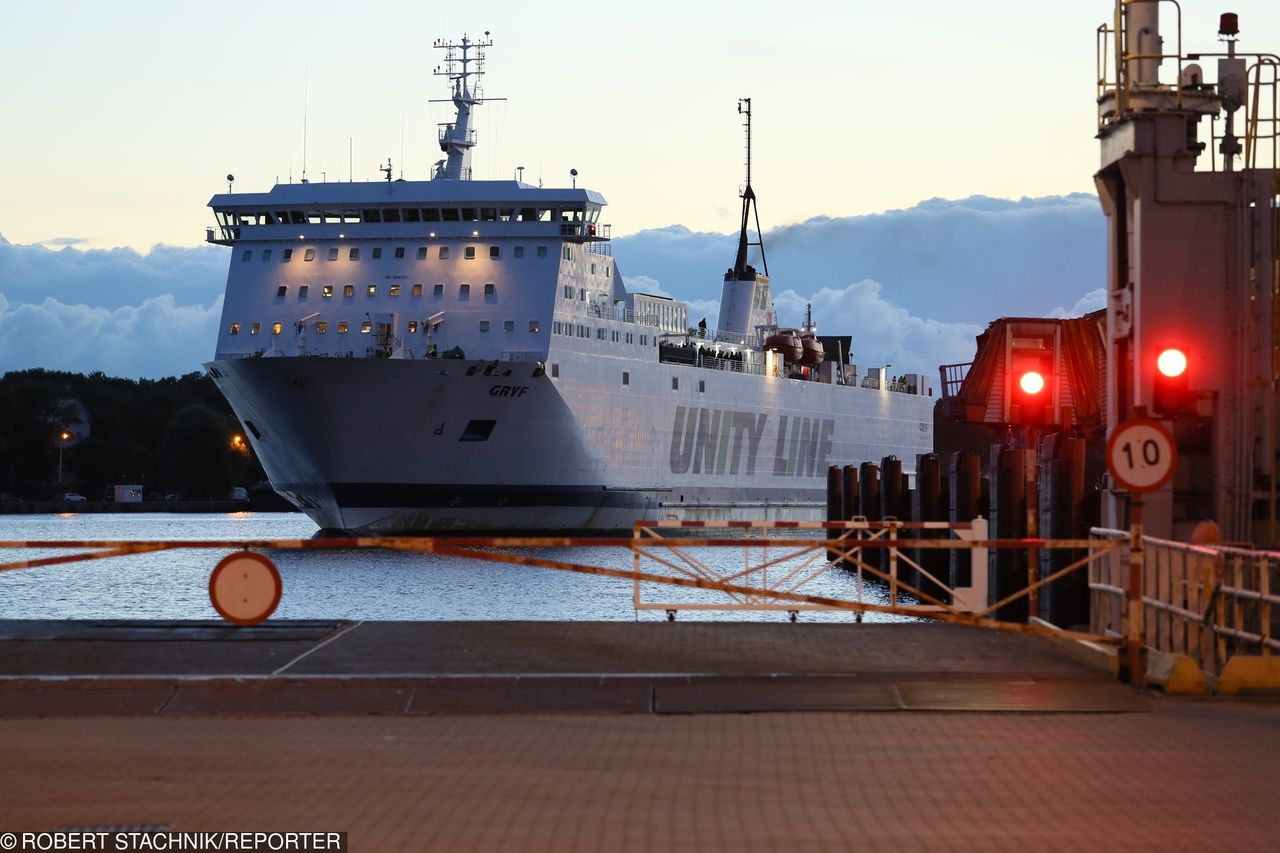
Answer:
[432, 32, 494, 181]
[728, 97, 768, 280]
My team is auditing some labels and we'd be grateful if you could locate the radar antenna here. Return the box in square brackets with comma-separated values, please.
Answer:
[380, 158, 394, 182]
[430, 32, 504, 181]
[729, 98, 769, 281]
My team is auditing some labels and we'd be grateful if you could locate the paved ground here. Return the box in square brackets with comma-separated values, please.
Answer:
[1, 620, 1276, 849]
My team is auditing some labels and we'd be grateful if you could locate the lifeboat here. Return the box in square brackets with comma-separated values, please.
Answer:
[800, 334, 824, 367]
[764, 330, 802, 363]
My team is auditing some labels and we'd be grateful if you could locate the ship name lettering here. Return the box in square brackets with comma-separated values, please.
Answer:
[489, 385, 530, 398]
[667, 407, 780, 477]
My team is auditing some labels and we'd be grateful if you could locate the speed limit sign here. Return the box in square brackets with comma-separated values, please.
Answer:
[1106, 418, 1177, 493]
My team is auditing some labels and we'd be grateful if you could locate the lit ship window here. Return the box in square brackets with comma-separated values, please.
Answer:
[465, 247, 476, 260]
[529, 320, 541, 333]
[299, 285, 309, 299]
[282, 249, 293, 262]
[489, 246, 500, 259]
[343, 285, 354, 298]
[328, 248, 339, 261]
[337, 321, 349, 334]
[372, 248, 383, 260]
[241, 250, 252, 262]
[367, 285, 377, 297]
[304, 249, 315, 261]
[323, 286, 333, 298]
[479, 320, 490, 332]
[389, 284, 401, 297]
[250, 323, 261, 335]
[407, 321, 418, 334]
[229, 323, 240, 335]
[316, 322, 328, 334]
[514, 246, 524, 258]
[440, 246, 451, 259]
[459, 284, 471, 301]
[412, 284, 423, 297]
[349, 248, 360, 261]
[504, 320, 515, 333]
[395, 247, 406, 259]
[417, 247, 428, 260]
[276, 285, 287, 298]
[360, 320, 372, 334]
[271, 322, 282, 335]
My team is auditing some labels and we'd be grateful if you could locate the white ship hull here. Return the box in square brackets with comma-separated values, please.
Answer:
[207, 348, 933, 533]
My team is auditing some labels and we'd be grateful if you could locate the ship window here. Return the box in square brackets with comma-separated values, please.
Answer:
[299, 285, 309, 298]
[699, 381, 705, 393]
[563, 286, 572, 299]
[245, 420, 262, 439]
[423, 208, 441, 222]
[537, 246, 548, 258]
[316, 321, 328, 334]
[461, 208, 478, 222]
[321, 286, 332, 298]
[389, 284, 401, 297]
[553, 322, 561, 334]
[514, 246, 524, 258]
[640, 335, 648, 346]
[459, 284, 471, 300]
[337, 321, 349, 334]
[563, 246, 573, 260]
[276, 285, 287, 298]
[241, 250, 252, 262]
[342, 210, 361, 224]
[394, 246, 406, 259]
[372, 248, 383, 259]
[460, 419, 496, 442]
[307, 211, 323, 224]
[362, 209, 381, 223]
[439, 246, 450, 259]
[271, 322, 283, 335]
[579, 288, 586, 301]
[403, 208, 421, 223]
[304, 248, 316, 261]
[504, 320, 515, 333]
[606, 265, 610, 276]
[383, 209, 401, 223]
[433, 284, 444, 297]
[597, 328, 607, 340]
[290, 211, 306, 224]
[623, 372, 629, 386]
[250, 322, 261, 335]
[479, 320, 490, 332]
[500, 208, 515, 221]
[441, 209, 460, 222]
[343, 285, 354, 298]
[367, 285, 377, 297]
[464, 246, 476, 259]
[282, 249, 293, 261]
[551, 363, 559, 378]
[484, 283, 496, 297]
[262, 249, 272, 261]
[612, 331, 619, 342]
[626, 333, 634, 344]
[360, 320, 372, 333]
[412, 284, 423, 297]
[480, 208, 497, 221]
[489, 246, 500, 259]
[349, 248, 360, 260]
[327, 248, 339, 261]
[407, 320, 418, 334]
[417, 246, 428, 260]
[229, 323, 240, 335]
[672, 377, 679, 390]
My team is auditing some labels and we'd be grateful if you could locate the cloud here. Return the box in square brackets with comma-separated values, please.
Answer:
[1047, 287, 1106, 319]
[622, 275, 672, 299]
[0, 294, 222, 379]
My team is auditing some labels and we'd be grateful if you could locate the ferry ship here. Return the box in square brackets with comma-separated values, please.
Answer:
[204, 35, 934, 533]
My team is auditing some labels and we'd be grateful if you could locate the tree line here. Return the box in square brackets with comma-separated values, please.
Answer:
[0, 369, 265, 501]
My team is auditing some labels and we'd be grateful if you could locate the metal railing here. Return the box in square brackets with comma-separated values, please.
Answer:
[1090, 528, 1279, 676]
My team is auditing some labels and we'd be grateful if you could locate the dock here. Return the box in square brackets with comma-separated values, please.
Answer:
[3, 620, 1278, 849]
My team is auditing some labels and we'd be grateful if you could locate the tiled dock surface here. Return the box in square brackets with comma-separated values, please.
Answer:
[0, 620, 1143, 714]
[3, 621, 1277, 849]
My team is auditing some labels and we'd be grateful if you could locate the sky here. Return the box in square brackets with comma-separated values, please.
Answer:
[0, 1, 1275, 378]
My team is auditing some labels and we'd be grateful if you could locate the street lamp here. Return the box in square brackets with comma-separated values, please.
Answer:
[230, 434, 248, 454]
[56, 430, 71, 485]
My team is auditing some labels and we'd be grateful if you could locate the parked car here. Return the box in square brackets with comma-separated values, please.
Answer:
[61, 492, 87, 502]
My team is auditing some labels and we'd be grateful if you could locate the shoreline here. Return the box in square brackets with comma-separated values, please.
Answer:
[0, 500, 300, 515]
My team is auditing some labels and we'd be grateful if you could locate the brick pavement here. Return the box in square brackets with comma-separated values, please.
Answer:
[1, 699, 1277, 851]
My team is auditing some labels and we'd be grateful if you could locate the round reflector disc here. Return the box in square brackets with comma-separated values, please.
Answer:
[209, 551, 282, 626]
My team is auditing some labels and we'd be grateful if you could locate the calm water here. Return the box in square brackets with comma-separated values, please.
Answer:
[0, 513, 907, 622]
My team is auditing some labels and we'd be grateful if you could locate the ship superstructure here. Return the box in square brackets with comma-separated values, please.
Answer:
[205, 35, 934, 533]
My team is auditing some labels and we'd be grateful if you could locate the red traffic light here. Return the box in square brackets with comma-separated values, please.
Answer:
[1156, 347, 1187, 378]
[1018, 370, 1046, 395]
